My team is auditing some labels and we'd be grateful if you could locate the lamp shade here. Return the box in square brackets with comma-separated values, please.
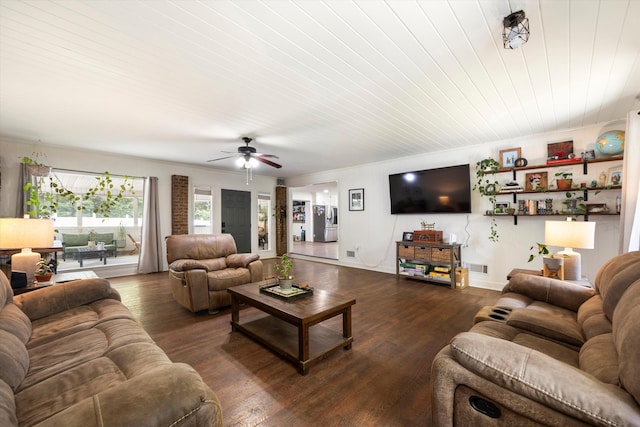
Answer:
[544, 220, 595, 250]
[0, 218, 55, 249]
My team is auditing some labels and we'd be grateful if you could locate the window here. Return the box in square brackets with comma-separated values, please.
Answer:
[258, 194, 271, 251]
[193, 186, 213, 234]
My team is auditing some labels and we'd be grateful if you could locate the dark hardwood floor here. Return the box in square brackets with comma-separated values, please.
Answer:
[108, 259, 500, 427]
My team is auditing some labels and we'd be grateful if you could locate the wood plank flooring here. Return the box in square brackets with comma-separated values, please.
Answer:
[108, 259, 500, 427]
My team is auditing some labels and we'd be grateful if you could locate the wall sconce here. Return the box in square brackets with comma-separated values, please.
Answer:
[503, 10, 530, 49]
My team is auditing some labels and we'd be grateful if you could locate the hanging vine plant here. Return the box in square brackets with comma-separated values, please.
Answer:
[22, 157, 135, 219]
[474, 158, 501, 242]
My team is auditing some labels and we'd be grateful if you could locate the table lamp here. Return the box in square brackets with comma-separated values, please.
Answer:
[544, 218, 595, 281]
[0, 218, 55, 286]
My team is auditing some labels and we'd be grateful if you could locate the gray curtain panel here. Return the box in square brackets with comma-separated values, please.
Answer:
[137, 176, 163, 273]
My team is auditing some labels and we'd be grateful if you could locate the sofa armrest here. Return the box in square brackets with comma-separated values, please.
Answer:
[38, 364, 222, 427]
[226, 253, 259, 268]
[503, 273, 595, 311]
[168, 269, 209, 312]
[449, 332, 640, 425]
[14, 279, 120, 321]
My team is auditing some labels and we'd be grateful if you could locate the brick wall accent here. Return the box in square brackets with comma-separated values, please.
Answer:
[171, 175, 189, 235]
[275, 186, 287, 255]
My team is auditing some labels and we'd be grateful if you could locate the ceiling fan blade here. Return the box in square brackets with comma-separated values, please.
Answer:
[207, 155, 236, 162]
[255, 153, 279, 159]
[257, 156, 282, 168]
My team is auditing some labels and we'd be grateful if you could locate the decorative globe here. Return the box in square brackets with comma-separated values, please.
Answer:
[595, 130, 625, 156]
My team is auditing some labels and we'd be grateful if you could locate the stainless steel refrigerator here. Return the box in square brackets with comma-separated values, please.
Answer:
[313, 205, 337, 242]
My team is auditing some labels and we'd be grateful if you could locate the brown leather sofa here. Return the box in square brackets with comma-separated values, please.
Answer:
[0, 270, 222, 426]
[431, 251, 640, 426]
[166, 234, 263, 313]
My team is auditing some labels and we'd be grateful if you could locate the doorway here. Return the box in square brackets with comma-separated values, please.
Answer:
[221, 189, 251, 253]
[290, 182, 339, 260]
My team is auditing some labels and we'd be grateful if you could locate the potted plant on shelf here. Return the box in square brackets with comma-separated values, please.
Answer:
[274, 254, 294, 290]
[35, 258, 55, 282]
[474, 158, 501, 242]
[555, 171, 573, 190]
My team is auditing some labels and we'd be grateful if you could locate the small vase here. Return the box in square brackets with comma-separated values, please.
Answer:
[279, 279, 293, 290]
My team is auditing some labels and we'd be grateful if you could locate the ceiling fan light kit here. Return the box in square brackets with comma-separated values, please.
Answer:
[503, 10, 530, 49]
[207, 136, 282, 183]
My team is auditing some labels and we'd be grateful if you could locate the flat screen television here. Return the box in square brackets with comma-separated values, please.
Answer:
[389, 164, 471, 214]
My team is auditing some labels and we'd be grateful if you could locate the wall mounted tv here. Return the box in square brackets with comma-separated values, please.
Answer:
[389, 164, 471, 214]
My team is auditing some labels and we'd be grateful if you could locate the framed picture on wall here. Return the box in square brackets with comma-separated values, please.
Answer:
[608, 165, 622, 186]
[402, 232, 414, 242]
[349, 188, 364, 211]
[499, 147, 522, 168]
[525, 171, 548, 191]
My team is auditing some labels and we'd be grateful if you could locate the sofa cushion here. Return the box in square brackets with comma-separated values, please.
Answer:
[0, 381, 17, 427]
[208, 268, 251, 292]
[470, 321, 579, 367]
[166, 233, 237, 264]
[506, 301, 584, 347]
[577, 295, 612, 340]
[27, 299, 137, 349]
[595, 251, 640, 320]
[613, 279, 640, 405]
[579, 333, 619, 386]
[0, 330, 29, 390]
[93, 233, 114, 243]
[449, 332, 640, 426]
[0, 304, 31, 345]
[62, 233, 89, 246]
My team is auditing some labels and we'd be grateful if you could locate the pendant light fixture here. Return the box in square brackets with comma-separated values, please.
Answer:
[502, 10, 530, 49]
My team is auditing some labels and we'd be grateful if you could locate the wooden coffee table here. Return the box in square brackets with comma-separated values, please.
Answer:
[228, 282, 355, 375]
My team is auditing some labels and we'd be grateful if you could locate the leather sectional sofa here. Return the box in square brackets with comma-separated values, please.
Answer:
[431, 251, 640, 426]
[166, 234, 263, 313]
[0, 270, 222, 426]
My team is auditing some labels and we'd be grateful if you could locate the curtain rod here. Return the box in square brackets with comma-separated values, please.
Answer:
[51, 167, 145, 180]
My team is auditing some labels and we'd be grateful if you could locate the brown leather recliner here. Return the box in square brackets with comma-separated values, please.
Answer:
[431, 251, 640, 426]
[166, 234, 263, 313]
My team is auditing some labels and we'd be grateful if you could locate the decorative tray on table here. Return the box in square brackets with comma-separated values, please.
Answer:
[259, 283, 314, 301]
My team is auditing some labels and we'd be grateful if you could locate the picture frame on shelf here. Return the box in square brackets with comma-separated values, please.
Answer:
[608, 165, 622, 186]
[525, 171, 548, 191]
[547, 140, 574, 161]
[348, 188, 364, 211]
[402, 232, 414, 242]
[587, 203, 608, 214]
[499, 147, 521, 168]
[494, 202, 510, 215]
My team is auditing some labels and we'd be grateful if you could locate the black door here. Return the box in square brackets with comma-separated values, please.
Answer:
[221, 189, 251, 253]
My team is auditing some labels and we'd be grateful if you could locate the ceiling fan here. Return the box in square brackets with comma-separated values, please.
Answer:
[207, 137, 282, 169]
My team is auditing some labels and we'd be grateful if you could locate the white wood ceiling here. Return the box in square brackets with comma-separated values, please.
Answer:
[1, 0, 639, 177]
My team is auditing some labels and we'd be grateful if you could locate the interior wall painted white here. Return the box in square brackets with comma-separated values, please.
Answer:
[0, 138, 279, 274]
[287, 120, 625, 290]
[1, 118, 625, 289]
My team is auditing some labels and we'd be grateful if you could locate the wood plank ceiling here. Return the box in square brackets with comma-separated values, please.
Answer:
[1, 0, 639, 177]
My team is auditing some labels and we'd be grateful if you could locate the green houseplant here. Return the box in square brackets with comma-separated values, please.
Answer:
[474, 158, 501, 242]
[555, 171, 573, 190]
[35, 257, 55, 282]
[22, 156, 135, 219]
[274, 254, 294, 289]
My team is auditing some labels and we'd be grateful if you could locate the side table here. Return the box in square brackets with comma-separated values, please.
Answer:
[13, 271, 99, 295]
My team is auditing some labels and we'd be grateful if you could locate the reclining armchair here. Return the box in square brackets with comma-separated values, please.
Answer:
[166, 234, 263, 313]
[432, 251, 640, 426]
